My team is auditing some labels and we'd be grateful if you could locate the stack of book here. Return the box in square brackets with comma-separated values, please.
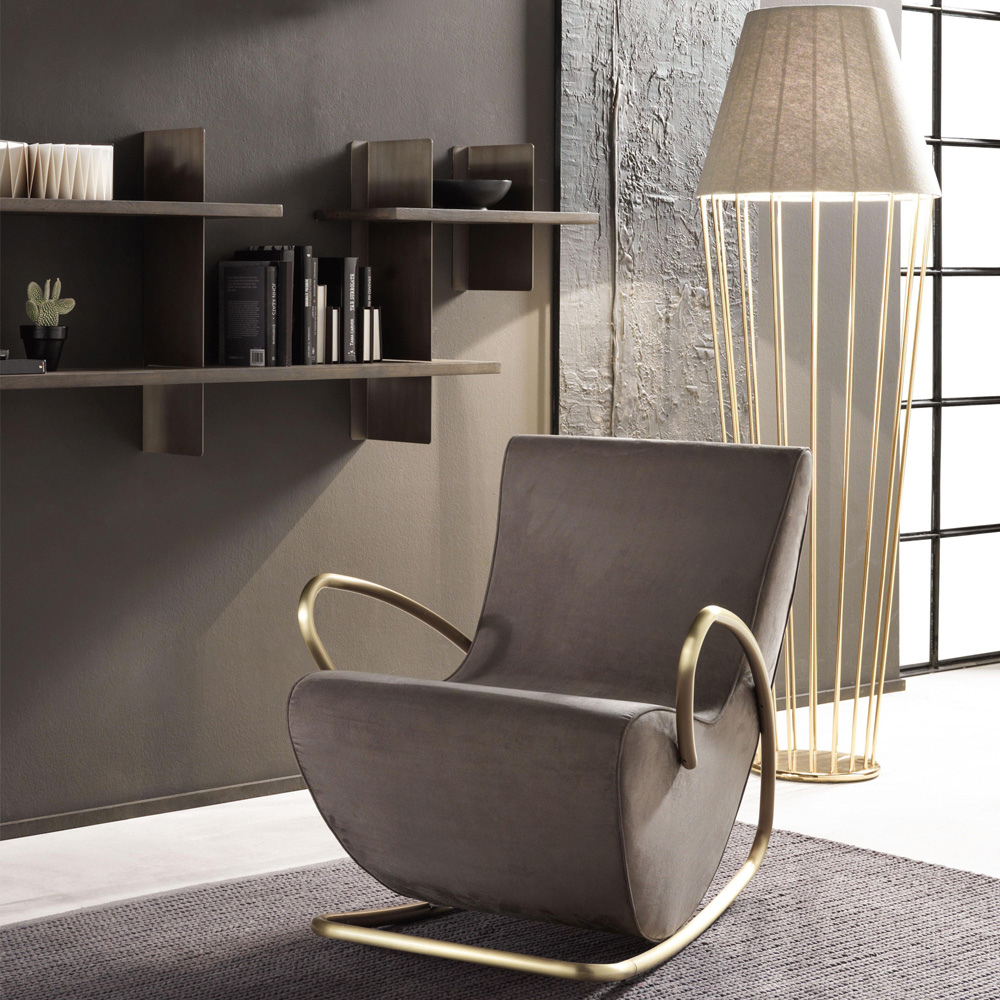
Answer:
[218, 247, 382, 367]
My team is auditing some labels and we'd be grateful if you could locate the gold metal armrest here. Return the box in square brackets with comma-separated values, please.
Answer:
[672, 604, 777, 911]
[297, 573, 472, 672]
[676, 605, 775, 774]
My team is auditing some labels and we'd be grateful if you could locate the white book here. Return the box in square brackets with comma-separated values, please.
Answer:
[316, 285, 327, 364]
[327, 307, 340, 362]
[361, 309, 372, 362]
[372, 307, 382, 361]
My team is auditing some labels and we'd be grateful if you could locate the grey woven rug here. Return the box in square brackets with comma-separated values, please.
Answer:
[3, 824, 998, 999]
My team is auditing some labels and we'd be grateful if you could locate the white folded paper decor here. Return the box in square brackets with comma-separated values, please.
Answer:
[1, 141, 113, 199]
[0, 141, 30, 197]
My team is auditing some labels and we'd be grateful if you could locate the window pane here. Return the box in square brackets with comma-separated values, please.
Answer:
[900, 262, 933, 401]
[898, 539, 931, 667]
[942, 148, 1000, 267]
[940, 405, 1000, 528]
[942, 277, 1000, 398]
[942, 18, 1000, 138]
[938, 533, 1000, 660]
[900, 407, 933, 533]
[902, 11, 933, 139]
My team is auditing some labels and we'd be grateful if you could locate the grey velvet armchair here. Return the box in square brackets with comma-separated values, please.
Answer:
[289, 435, 811, 981]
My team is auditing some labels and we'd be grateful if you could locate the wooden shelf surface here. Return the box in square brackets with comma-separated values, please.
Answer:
[0, 360, 500, 390]
[0, 198, 283, 219]
[316, 206, 598, 225]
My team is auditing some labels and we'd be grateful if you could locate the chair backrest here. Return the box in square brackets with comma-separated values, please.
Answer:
[450, 436, 811, 718]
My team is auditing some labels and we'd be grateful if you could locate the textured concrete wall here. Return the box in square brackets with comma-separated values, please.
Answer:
[559, 0, 904, 706]
[559, 0, 751, 440]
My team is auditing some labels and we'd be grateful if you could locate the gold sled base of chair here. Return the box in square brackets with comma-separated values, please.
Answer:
[311, 837, 769, 982]
[307, 606, 778, 983]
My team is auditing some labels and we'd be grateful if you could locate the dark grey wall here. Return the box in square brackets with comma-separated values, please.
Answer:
[1, 0, 556, 833]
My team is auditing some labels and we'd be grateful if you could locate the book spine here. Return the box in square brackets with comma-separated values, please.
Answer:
[358, 267, 372, 308]
[293, 245, 314, 365]
[342, 258, 358, 363]
[0, 358, 46, 374]
[358, 267, 372, 364]
[310, 257, 319, 364]
[372, 307, 382, 362]
[267, 264, 278, 366]
[362, 310, 372, 362]
[292, 247, 305, 364]
[303, 247, 314, 364]
[328, 307, 340, 362]
[276, 259, 293, 366]
[218, 262, 226, 365]
[316, 285, 327, 364]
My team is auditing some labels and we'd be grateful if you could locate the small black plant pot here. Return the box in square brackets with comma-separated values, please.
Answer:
[20, 325, 68, 371]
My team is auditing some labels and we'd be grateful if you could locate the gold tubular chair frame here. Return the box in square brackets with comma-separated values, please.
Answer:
[297, 576, 777, 982]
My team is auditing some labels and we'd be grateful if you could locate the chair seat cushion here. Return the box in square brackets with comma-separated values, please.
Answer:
[288, 669, 757, 940]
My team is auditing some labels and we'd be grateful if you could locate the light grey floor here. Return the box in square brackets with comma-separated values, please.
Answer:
[1, 665, 997, 925]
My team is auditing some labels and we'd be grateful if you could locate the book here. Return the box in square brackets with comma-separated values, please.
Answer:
[311, 257, 319, 365]
[316, 285, 327, 364]
[267, 266, 278, 365]
[234, 249, 294, 366]
[251, 245, 312, 364]
[360, 309, 372, 362]
[317, 257, 358, 363]
[219, 261, 275, 367]
[298, 246, 314, 364]
[326, 307, 340, 362]
[358, 266, 372, 360]
[1, 358, 46, 374]
[372, 307, 382, 361]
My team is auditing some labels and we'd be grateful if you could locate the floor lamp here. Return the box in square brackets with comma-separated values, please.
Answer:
[696, 5, 939, 781]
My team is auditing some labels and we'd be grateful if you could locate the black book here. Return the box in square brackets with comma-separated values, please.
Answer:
[1, 358, 46, 374]
[311, 256, 319, 366]
[234, 249, 294, 365]
[219, 261, 275, 367]
[252, 245, 313, 364]
[266, 266, 278, 365]
[317, 256, 358, 363]
[300, 245, 314, 364]
[358, 266, 372, 363]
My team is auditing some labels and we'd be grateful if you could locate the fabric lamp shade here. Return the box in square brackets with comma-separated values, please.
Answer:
[697, 4, 940, 199]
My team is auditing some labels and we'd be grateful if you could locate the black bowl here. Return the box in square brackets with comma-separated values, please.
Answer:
[433, 179, 513, 210]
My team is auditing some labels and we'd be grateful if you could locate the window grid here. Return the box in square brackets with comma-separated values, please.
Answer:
[899, 1, 1000, 674]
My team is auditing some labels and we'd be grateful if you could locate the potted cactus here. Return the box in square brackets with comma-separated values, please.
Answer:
[21, 279, 75, 371]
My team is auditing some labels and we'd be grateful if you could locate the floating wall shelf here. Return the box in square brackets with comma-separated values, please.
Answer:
[1, 128, 293, 456]
[315, 207, 598, 225]
[0, 198, 282, 218]
[0, 360, 499, 391]
[316, 138, 596, 445]
[3, 134, 585, 453]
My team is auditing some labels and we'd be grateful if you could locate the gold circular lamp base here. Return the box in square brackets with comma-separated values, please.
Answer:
[753, 750, 880, 783]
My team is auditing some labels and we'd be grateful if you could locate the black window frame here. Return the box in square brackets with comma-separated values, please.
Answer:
[899, 1, 1000, 675]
